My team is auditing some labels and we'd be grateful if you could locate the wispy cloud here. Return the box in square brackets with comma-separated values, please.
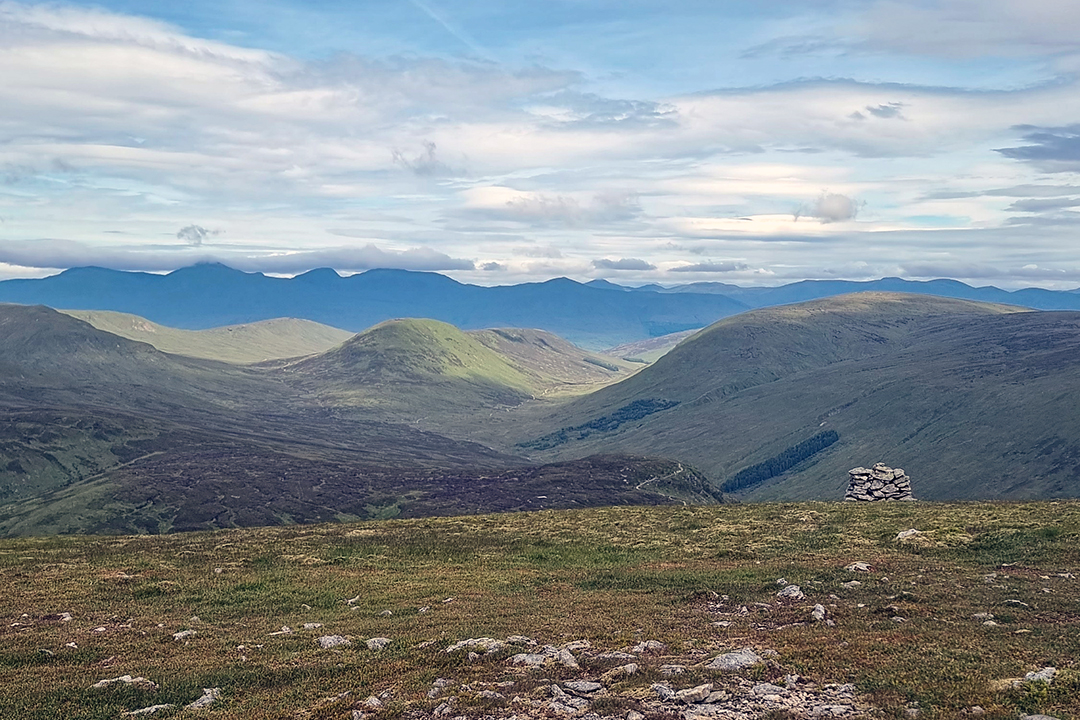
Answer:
[592, 257, 656, 271]
[0, 239, 474, 273]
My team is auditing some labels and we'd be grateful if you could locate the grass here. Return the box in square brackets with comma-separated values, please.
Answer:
[1, 501, 1078, 719]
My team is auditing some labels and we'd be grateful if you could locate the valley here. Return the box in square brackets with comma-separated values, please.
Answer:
[2, 271, 1080, 537]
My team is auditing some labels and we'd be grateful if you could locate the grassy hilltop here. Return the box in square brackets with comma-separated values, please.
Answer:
[1, 502, 1078, 720]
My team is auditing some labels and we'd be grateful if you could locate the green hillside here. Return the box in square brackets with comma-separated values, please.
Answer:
[0, 306, 710, 536]
[500, 293, 1080, 501]
[278, 319, 636, 425]
[61, 310, 353, 364]
[470, 327, 638, 394]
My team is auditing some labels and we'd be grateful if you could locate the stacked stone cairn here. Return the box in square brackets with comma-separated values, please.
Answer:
[844, 462, 914, 501]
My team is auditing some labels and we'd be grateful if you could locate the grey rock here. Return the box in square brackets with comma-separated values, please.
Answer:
[122, 706, 175, 717]
[895, 529, 922, 542]
[564, 681, 603, 694]
[366, 637, 391, 651]
[777, 584, 805, 601]
[509, 653, 550, 668]
[659, 664, 686, 676]
[626, 712, 645, 720]
[92, 675, 159, 691]
[1025, 667, 1056, 684]
[172, 629, 196, 641]
[844, 562, 872, 572]
[317, 635, 351, 649]
[705, 648, 762, 671]
[651, 683, 676, 702]
[477, 690, 505, 700]
[557, 649, 580, 668]
[630, 639, 667, 653]
[506, 635, 534, 645]
[594, 651, 636, 661]
[445, 637, 505, 654]
[753, 683, 786, 696]
[1020, 716, 1061, 720]
[675, 683, 713, 703]
[302, 623, 323, 630]
[185, 688, 221, 710]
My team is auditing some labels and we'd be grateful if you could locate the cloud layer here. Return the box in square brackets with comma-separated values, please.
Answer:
[1, 0, 1079, 288]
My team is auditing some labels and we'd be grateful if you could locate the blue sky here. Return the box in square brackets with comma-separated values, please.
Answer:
[1, 0, 1080, 287]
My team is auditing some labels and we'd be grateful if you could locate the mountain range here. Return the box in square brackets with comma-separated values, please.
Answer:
[3, 264, 1080, 350]
[4, 271, 1080, 536]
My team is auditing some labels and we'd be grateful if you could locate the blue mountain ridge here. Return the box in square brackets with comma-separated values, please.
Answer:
[2, 263, 1078, 348]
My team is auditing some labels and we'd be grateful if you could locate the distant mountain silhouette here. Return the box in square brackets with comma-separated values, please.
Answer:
[0, 264, 748, 349]
[3, 265, 1080, 349]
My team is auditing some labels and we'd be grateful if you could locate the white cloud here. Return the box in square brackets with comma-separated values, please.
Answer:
[0, 238, 474, 273]
[592, 257, 656, 271]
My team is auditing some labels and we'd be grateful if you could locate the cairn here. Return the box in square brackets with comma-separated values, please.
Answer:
[844, 463, 914, 501]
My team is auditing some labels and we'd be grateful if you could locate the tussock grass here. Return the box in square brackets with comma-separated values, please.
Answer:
[1, 501, 1079, 719]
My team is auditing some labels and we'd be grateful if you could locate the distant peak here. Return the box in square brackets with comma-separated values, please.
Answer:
[168, 262, 252, 277]
[293, 267, 341, 282]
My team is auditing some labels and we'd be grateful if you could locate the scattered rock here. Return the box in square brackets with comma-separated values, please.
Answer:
[600, 663, 638, 682]
[172, 629, 196, 641]
[122, 705, 174, 716]
[379, 610, 392, 617]
[506, 635, 534, 645]
[556, 649, 579, 669]
[753, 682, 786, 697]
[185, 688, 221, 710]
[92, 675, 159, 691]
[477, 689, 504, 701]
[367, 637, 391, 651]
[842, 580, 862, 589]
[418, 606, 430, 613]
[627, 711, 645, 720]
[811, 604, 827, 622]
[1020, 716, 1061, 720]
[302, 623, 323, 630]
[630, 639, 666, 653]
[705, 648, 763, 671]
[595, 651, 636, 661]
[895, 529, 922, 542]
[269, 626, 292, 636]
[509, 653, 550, 668]
[844, 562, 873, 572]
[1025, 667, 1056, 684]
[659, 664, 686, 676]
[676, 683, 713, 703]
[651, 683, 676, 702]
[564, 681, 602, 695]
[711, 621, 732, 628]
[445, 638, 505, 654]
[777, 584, 805, 601]
[317, 635, 351, 649]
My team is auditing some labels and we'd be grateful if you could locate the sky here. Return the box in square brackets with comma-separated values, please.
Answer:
[1, 0, 1080, 288]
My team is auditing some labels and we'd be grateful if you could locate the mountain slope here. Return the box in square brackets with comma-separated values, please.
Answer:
[503, 293, 1080, 500]
[278, 319, 637, 423]
[0, 306, 712, 536]
[61, 310, 353, 363]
